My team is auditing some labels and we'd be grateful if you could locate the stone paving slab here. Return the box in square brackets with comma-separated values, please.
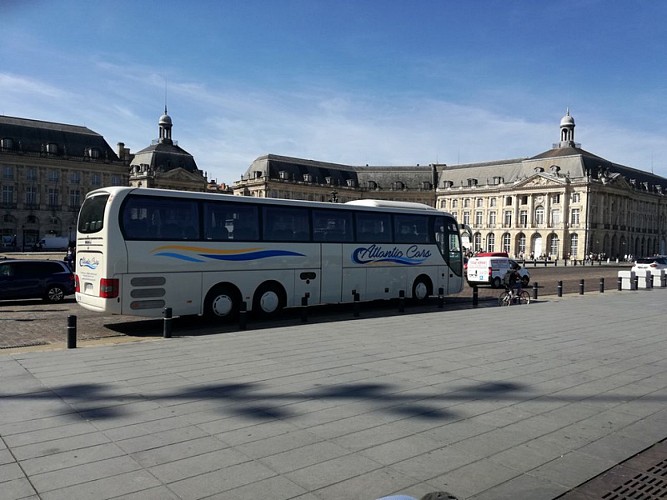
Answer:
[1, 289, 666, 499]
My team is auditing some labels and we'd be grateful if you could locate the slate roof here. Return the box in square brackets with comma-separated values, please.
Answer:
[130, 141, 199, 174]
[0, 115, 119, 161]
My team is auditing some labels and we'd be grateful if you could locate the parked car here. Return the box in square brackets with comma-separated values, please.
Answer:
[0, 259, 75, 303]
[631, 256, 667, 274]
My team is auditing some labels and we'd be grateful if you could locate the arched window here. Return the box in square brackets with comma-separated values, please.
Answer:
[570, 233, 578, 258]
[518, 233, 526, 255]
[486, 233, 496, 252]
[502, 233, 511, 253]
[473, 233, 482, 252]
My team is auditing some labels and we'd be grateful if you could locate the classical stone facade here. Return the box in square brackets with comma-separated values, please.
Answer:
[233, 112, 667, 260]
[0, 116, 129, 250]
[437, 112, 667, 260]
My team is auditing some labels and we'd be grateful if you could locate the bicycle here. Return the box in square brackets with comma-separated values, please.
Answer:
[498, 285, 531, 306]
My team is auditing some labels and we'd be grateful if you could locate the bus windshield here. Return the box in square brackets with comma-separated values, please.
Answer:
[78, 194, 109, 234]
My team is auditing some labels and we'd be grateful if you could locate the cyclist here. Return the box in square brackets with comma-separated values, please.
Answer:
[503, 263, 523, 298]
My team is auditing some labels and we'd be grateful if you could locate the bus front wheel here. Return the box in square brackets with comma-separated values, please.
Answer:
[205, 285, 240, 321]
[253, 282, 285, 318]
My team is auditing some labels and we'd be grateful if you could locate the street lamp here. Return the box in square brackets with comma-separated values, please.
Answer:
[330, 190, 338, 203]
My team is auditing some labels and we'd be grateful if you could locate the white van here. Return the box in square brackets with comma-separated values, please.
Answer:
[466, 252, 530, 288]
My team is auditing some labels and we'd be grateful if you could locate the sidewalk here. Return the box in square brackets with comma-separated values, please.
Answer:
[1, 289, 666, 499]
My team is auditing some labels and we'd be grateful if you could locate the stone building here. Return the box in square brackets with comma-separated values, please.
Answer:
[0, 115, 129, 250]
[233, 112, 667, 261]
[436, 112, 667, 260]
[234, 154, 437, 205]
[129, 108, 210, 192]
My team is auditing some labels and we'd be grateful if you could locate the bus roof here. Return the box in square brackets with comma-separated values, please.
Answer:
[345, 199, 437, 211]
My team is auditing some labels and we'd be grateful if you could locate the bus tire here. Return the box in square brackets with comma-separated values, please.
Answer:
[412, 275, 432, 302]
[492, 277, 502, 289]
[253, 281, 285, 318]
[205, 284, 240, 321]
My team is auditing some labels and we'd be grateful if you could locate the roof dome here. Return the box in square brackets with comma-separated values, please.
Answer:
[560, 110, 575, 127]
[159, 113, 172, 126]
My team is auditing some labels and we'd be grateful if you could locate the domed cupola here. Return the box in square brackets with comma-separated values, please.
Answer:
[158, 106, 173, 145]
[559, 108, 575, 146]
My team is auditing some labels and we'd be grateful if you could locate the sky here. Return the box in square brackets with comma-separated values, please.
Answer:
[2, 0, 667, 183]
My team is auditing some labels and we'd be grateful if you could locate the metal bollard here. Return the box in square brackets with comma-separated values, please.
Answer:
[579, 279, 585, 295]
[163, 307, 172, 338]
[633, 275, 638, 291]
[532, 282, 538, 300]
[301, 293, 309, 323]
[398, 290, 405, 313]
[472, 286, 478, 308]
[599, 278, 604, 293]
[438, 287, 444, 309]
[617, 276, 622, 291]
[239, 301, 247, 330]
[557, 280, 563, 297]
[67, 315, 77, 349]
[353, 290, 360, 317]
[648, 275, 653, 290]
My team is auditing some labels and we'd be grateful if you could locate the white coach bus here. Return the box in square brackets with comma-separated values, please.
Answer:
[75, 187, 463, 320]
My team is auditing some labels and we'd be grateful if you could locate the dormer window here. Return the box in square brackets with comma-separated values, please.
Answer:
[46, 143, 58, 154]
[392, 181, 404, 190]
[0, 138, 13, 150]
[254, 171, 262, 179]
[534, 167, 544, 173]
[279, 171, 289, 180]
[88, 148, 100, 159]
[467, 178, 478, 187]
[550, 165, 561, 174]
[303, 173, 312, 182]
[421, 181, 432, 190]
[368, 180, 378, 190]
[346, 179, 356, 187]
[492, 176, 504, 185]
[325, 176, 332, 185]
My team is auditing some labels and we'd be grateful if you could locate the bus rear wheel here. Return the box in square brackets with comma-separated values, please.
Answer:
[412, 276, 432, 302]
[205, 285, 240, 321]
[253, 282, 285, 318]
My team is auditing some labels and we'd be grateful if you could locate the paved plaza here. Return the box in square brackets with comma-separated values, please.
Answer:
[1, 289, 667, 499]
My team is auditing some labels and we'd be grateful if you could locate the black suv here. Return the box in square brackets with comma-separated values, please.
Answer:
[0, 259, 75, 303]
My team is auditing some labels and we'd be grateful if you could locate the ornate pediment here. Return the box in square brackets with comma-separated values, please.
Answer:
[160, 167, 206, 182]
[514, 173, 567, 189]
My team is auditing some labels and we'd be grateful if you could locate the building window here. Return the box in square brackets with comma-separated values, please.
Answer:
[551, 209, 561, 226]
[69, 190, 81, 208]
[521, 195, 528, 205]
[2, 165, 14, 180]
[535, 206, 545, 225]
[518, 234, 526, 255]
[476, 198, 483, 208]
[490, 198, 497, 207]
[1, 185, 14, 204]
[26, 167, 38, 181]
[502, 233, 511, 253]
[519, 210, 528, 227]
[570, 208, 580, 226]
[91, 173, 101, 186]
[463, 198, 470, 208]
[473, 233, 482, 252]
[48, 170, 59, 182]
[70, 171, 81, 184]
[550, 235, 559, 257]
[111, 175, 121, 186]
[487, 233, 495, 252]
[572, 193, 580, 203]
[505, 196, 512, 206]
[475, 211, 483, 226]
[25, 186, 37, 205]
[504, 210, 512, 227]
[488, 211, 497, 227]
[463, 211, 470, 225]
[452, 199, 458, 208]
[48, 188, 59, 207]
[552, 194, 560, 204]
[570, 234, 578, 257]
